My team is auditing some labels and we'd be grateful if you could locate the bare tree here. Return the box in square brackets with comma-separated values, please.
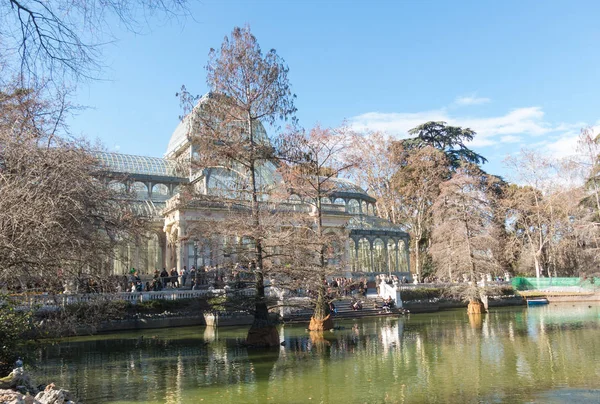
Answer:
[0, 80, 146, 291]
[430, 164, 502, 309]
[504, 148, 600, 278]
[279, 124, 354, 331]
[391, 145, 450, 282]
[178, 25, 296, 346]
[1, 0, 189, 82]
[344, 131, 401, 223]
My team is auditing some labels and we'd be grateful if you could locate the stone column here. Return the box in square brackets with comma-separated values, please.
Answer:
[395, 240, 400, 272]
[383, 241, 389, 275]
[369, 240, 374, 273]
[354, 238, 359, 271]
[177, 222, 186, 272]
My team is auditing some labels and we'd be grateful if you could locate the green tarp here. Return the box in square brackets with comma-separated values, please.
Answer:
[512, 277, 599, 291]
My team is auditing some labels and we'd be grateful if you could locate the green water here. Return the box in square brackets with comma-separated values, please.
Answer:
[29, 303, 600, 403]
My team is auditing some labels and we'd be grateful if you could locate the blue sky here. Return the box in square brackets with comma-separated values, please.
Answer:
[70, 0, 600, 177]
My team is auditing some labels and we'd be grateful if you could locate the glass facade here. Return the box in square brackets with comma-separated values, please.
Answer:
[95, 152, 181, 177]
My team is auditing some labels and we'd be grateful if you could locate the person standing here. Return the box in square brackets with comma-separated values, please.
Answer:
[170, 268, 178, 288]
[160, 268, 169, 289]
[180, 266, 188, 287]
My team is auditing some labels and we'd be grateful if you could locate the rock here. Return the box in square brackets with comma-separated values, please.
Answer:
[34, 384, 76, 404]
[0, 368, 34, 393]
[0, 389, 26, 404]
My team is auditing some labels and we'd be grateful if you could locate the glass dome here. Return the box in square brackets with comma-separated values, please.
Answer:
[95, 152, 180, 177]
[166, 93, 271, 157]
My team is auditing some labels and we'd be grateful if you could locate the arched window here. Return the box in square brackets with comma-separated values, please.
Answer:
[320, 197, 331, 205]
[358, 238, 371, 272]
[288, 194, 301, 204]
[333, 198, 344, 205]
[361, 201, 367, 215]
[373, 239, 385, 273]
[207, 167, 245, 199]
[131, 181, 148, 199]
[108, 181, 126, 193]
[348, 199, 360, 214]
[152, 183, 169, 199]
[172, 185, 181, 195]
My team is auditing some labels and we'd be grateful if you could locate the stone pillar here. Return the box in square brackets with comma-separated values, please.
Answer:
[177, 223, 186, 272]
[395, 240, 399, 272]
[383, 242, 389, 275]
[354, 239, 359, 271]
[369, 241, 374, 273]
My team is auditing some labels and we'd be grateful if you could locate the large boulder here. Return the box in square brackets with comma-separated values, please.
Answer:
[0, 368, 34, 393]
[0, 389, 33, 404]
[34, 384, 75, 404]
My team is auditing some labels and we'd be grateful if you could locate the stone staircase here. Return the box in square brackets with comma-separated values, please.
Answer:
[282, 296, 407, 322]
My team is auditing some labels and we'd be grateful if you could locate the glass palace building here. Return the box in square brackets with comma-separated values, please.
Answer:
[96, 97, 410, 278]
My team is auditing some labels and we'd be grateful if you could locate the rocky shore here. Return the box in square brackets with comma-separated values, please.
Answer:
[0, 368, 76, 404]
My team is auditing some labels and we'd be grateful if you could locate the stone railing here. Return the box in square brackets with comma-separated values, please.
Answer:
[12, 288, 256, 310]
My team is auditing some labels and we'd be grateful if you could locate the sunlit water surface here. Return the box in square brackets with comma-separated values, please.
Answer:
[29, 303, 600, 403]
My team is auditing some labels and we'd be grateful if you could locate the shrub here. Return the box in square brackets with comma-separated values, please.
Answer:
[0, 296, 35, 375]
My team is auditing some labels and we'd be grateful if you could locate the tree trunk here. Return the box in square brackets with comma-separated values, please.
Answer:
[467, 298, 485, 314]
[309, 282, 333, 331]
[414, 238, 420, 282]
[533, 253, 542, 279]
[245, 111, 278, 347]
[309, 184, 334, 331]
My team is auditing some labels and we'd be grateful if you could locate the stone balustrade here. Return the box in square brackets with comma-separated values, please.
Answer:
[12, 288, 256, 310]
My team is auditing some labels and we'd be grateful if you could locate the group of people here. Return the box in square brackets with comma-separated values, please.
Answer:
[327, 277, 369, 298]
[381, 296, 395, 313]
[123, 262, 257, 293]
[123, 266, 200, 293]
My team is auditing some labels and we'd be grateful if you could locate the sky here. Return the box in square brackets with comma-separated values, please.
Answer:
[69, 0, 600, 178]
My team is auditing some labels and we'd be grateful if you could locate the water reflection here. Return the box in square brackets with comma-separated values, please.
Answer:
[30, 304, 600, 403]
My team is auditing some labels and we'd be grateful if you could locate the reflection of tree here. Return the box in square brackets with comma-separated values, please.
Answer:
[29, 307, 600, 403]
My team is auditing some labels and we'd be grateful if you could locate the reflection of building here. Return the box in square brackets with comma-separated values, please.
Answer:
[96, 98, 409, 276]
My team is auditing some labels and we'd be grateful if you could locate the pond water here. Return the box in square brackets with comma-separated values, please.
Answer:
[29, 303, 600, 403]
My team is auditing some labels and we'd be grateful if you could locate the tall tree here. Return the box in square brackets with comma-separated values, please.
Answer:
[502, 150, 580, 278]
[279, 124, 354, 331]
[430, 164, 502, 307]
[577, 126, 600, 220]
[403, 121, 487, 168]
[391, 145, 450, 281]
[0, 80, 145, 291]
[179, 26, 296, 346]
[344, 131, 401, 223]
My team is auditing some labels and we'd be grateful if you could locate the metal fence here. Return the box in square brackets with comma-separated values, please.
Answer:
[511, 277, 599, 291]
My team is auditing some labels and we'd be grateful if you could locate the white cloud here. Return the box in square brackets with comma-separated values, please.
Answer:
[113, 144, 121, 151]
[543, 134, 580, 159]
[454, 94, 491, 106]
[349, 109, 447, 138]
[500, 135, 522, 143]
[349, 103, 583, 149]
